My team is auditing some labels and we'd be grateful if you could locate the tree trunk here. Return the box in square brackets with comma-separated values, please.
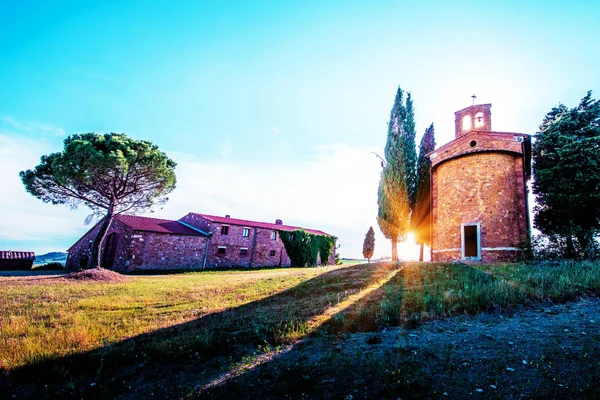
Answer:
[564, 221, 576, 259]
[89, 206, 115, 269]
[576, 230, 596, 259]
[565, 234, 575, 259]
[391, 237, 398, 262]
[419, 242, 424, 262]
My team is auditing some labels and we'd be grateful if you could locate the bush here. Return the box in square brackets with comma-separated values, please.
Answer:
[334, 253, 342, 265]
[34, 262, 65, 271]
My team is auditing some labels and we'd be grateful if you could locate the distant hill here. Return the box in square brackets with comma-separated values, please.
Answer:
[34, 252, 68, 265]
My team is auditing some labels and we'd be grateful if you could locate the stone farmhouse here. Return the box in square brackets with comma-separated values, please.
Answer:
[428, 103, 531, 262]
[66, 213, 335, 271]
[0, 251, 36, 270]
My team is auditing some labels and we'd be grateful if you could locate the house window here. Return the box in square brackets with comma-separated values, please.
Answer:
[271, 231, 276, 240]
[221, 225, 229, 235]
[269, 250, 276, 257]
[242, 228, 250, 237]
[217, 246, 226, 255]
[240, 248, 248, 256]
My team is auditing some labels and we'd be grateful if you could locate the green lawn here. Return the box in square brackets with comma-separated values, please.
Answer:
[1, 261, 600, 398]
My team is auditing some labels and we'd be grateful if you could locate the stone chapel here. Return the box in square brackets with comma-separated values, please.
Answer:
[429, 103, 532, 262]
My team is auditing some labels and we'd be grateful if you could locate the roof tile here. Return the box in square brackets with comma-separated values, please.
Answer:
[115, 215, 207, 236]
[0, 251, 36, 260]
[191, 213, 331, 236]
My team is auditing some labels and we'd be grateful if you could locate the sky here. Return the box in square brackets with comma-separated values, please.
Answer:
[1, 0, 599, 259]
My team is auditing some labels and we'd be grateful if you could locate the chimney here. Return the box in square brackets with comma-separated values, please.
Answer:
[275, 219, 283, 225]
[225, 215, 230, 218]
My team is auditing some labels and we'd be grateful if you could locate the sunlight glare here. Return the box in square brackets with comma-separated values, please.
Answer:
[397, 232, 420, 261]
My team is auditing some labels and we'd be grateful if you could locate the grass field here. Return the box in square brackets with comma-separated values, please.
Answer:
[1, 261, 600, 398]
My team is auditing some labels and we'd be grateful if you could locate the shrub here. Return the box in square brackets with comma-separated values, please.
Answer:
[34, 262, 65, 271]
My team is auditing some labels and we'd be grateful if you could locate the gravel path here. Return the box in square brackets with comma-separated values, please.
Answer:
[201, 296, 600, 399]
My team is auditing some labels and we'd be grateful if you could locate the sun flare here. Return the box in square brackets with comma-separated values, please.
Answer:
[397, 231, 421, 261]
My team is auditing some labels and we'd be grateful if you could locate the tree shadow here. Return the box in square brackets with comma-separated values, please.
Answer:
[0, 263, 400, 399]
[2, 262, 564, 399]
[198, 262, 541, 399]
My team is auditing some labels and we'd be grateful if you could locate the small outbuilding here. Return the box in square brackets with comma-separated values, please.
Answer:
[0, 251, 36, 270]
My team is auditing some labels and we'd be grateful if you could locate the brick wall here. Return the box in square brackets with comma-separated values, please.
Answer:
[431, 151, 528, 262]
[454, 104, 493, 137]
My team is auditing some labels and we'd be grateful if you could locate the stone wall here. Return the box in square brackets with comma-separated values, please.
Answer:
[67, 214, 334, 270]
[127, 231, 207, 271]
[66, 219, 207, 270]
[180, 213, 291, 267]
[66, 218, 133, 269]
[431, 151, 528, 262]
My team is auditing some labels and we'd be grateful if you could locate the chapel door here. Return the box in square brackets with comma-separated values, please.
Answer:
[462, 224, 480, 260]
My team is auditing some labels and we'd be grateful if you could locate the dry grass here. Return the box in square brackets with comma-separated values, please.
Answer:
[1, 261, 600, 399]
[0, 267, 331, 371]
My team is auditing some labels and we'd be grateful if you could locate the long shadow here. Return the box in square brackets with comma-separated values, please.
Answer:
[0, 262, 399, 399]
[2, 262, 570, 399]
[199, 262, 542, 399]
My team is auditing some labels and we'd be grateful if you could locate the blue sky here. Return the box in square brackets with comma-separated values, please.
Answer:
[1, 0, 599, 259]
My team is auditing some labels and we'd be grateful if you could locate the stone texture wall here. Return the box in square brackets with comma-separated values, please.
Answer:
[431, 151, 528, 262]
[180, 214, 291, 267]
[66, 218, 133, 269]
[66, 219, 207, 270]
[67, 214, 334, 270]
[126, 231, 207, 271]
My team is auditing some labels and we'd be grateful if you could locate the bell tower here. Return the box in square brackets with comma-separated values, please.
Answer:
[454, 104, 492, 138]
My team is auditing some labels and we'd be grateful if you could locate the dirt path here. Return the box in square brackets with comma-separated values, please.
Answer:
[200, 296, 600, 399]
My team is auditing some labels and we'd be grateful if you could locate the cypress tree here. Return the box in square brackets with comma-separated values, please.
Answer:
[412, 123, 436, 261]
[404, 93, 418, 209]
[377, 86, 411, 261]
[362, 226, 376, 263]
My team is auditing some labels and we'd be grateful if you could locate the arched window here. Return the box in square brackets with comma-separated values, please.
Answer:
[474, 112, 484, 128]
[462, 115, 472, 131]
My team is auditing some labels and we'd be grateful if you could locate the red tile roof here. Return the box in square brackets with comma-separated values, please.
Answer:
[115, 215, 207, 236]
[190, 213, 331, 236]
[0, 251, 36, 260]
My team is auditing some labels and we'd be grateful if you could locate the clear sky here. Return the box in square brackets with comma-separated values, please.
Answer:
[1, 0, 599, 259]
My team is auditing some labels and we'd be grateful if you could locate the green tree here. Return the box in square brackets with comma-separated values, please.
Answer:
[532, 91, 600, 259]
[377, 86, 412, 261]
[362, 226, 375, 263]
[20, 133, 177, 269]
[412, 123, 436, 261]
[404, 93, 418, 208]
